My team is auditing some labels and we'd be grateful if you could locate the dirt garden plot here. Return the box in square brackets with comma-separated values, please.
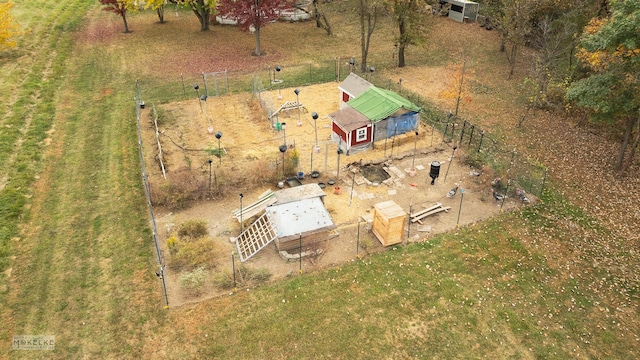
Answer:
[140, 82, 533, 306]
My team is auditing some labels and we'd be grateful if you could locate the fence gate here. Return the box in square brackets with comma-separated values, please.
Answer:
[203, 70, 229, 97]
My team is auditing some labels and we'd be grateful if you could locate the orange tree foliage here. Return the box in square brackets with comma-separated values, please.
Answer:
[0, 0, 20, 51]
[439, 61, 474, 117]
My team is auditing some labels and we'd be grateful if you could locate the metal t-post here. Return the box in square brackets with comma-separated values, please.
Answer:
[312, 112, 319, 146]
[457, 189, 465, 226]
[239, 193, 244, 233]
[215, 131, 223, 164]
[444, 146, 457, 181]
[208, 159, 213, 192]
[232, 252, 237, 292]
[412, 131, 418, 169]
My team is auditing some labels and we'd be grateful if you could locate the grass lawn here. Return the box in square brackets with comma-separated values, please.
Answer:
[1, 1, 638, 359]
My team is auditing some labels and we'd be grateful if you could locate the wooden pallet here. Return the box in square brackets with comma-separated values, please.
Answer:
[234, 213, 277, 262]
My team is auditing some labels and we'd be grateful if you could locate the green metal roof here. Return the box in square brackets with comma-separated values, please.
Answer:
[347, 87, 420, 122]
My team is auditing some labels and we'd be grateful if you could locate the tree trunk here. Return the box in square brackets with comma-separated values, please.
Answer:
[313, 0, 321, 28]
[201, 7, 210, 31]
[297, 2, 332, 35]
[121, 13, 130, 33]
[191, 2, 210, 31]
[398, 43, 406, 68]
[398, 18, 406, 68]
[454, 60, 466, 116]
[254, 27, 262, 56]
[359, 0, 376, 73]
[157, 5, 165, 23]
[320, 13, 333, 36]
[360, 0, 367, 73]
[507, 43, 517, 80]
[620, 116, 640, 172]
[615, 116, 635, 170]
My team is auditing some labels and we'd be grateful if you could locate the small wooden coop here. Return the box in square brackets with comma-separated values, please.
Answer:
[371, 200, 407, 246]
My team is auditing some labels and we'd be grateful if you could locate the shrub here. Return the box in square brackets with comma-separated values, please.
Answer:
[171, 238, 220, 271]
[178, 219, 208, 240]
[212, 265, 272, 290]
[288, 148, 299, 173]
[179, 266, 207, 296]
[149, 168, 208, 209]
[211, 271, 234, 290]
[166, 236, 179, 255]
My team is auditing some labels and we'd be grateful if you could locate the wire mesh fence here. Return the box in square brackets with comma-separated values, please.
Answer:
[378, 79, 548, 200]
[137, 57, 356, 106]
[135, 80, 169, 307]
[134, 57, 548, 304]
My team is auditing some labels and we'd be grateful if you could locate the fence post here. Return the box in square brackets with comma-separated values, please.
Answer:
[459, 120, 467, 145]
[477, 131, 484, 152]
[181, 73, 186, 98]
[324, 142, 329, 173]
[135, 80, 169, 307]
[202, 73, 207, 96]
[468, 125, 475, 147]
[500, 179, 510, 211]
[451, 122, 456, 141]
[407, 203, 412, 242]
[540, 167, 548, 197]
[509, 148, 516, 172]
[214, 73, 219, 97]
[225, 70, 229, 95]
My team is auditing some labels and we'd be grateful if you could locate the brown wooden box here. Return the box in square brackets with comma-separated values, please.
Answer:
[371, 200, 406, 246]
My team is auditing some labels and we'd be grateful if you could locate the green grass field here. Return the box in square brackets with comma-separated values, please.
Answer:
[1, 1, 638, 359]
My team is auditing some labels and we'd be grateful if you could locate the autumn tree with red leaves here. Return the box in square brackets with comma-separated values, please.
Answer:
[99, 0, 137, 33]
[217, 0, 294, 56]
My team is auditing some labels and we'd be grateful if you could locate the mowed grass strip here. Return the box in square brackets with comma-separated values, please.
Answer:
[2, 5, 164, 359]
[2, 3, 639, 359]
[0, 0, 89, 268]
[0, 0, 92, 293]
[152, 192, 637, 359]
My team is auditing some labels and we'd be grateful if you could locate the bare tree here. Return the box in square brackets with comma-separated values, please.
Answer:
[384, 0, 428, 67]
[359, 0, 378, 73]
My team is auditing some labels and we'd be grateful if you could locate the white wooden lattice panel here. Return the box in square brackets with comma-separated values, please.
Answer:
[235, 213, 277, 262]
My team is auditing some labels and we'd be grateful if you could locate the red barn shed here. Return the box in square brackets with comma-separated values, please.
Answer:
[338, 73, 373, 109]
[328, 107, 373, 154]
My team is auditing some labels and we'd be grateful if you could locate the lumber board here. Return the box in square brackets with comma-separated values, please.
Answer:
[410, 206, 451, 223]
[410, 202, 443, 219]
